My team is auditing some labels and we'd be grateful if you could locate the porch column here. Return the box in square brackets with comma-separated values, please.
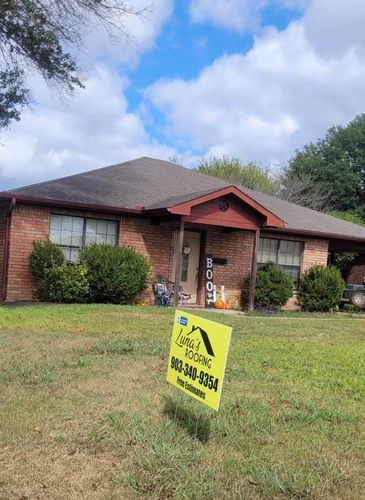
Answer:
[173, 217, 185, 307]
[248, 230, 260, 311]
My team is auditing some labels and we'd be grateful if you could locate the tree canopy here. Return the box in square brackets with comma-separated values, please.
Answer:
[0, 0, 144, 128]
[330, 211, 365, 227]
[283, 114, 365, 214]
[196, 156, 277, 195]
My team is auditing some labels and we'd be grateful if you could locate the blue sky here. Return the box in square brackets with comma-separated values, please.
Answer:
[0, 0, 364, 189]
[126, 1, 305, 151]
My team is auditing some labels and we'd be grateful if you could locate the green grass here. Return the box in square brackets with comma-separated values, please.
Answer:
[0, 304, 364, 499]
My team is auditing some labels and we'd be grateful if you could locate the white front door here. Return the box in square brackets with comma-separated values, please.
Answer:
[180, 231, 201, 303]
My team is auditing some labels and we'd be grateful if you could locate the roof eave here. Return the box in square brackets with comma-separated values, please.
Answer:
[0, 193, 143, 215]
[263, 226, 365, 244]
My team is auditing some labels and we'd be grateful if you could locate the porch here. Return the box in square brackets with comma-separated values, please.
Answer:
[143, 186, 286, 310]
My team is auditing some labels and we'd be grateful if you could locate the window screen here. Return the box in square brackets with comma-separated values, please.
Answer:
[85, 219, 117, 245]
[258, 237, 303, 287]
[50, 215, 118, 262]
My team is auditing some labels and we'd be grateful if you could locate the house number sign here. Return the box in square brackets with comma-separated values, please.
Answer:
[205, 254, 214, 307]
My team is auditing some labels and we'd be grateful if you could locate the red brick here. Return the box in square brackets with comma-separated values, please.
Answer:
[0, 202, 332, 309]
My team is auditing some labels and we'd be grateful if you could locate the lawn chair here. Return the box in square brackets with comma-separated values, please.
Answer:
[153, 276, 192, 307]
[153, 277, 172, 307]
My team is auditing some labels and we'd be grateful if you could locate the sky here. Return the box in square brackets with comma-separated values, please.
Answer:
[0, 0, 365, 190]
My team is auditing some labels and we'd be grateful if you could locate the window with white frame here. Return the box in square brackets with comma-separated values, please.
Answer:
[258, 237, 303, 287]
[50, 214, 118, 262]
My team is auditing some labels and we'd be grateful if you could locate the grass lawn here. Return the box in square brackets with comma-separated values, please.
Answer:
[0, 304, 364, 499]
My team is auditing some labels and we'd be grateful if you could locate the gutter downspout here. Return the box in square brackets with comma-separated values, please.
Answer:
[1, 197, 16, 302]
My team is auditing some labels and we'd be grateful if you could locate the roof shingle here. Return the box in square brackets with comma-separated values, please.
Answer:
[3, 156, 365, 242]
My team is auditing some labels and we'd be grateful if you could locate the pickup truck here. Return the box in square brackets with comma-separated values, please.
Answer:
[343, 284, 365, 308]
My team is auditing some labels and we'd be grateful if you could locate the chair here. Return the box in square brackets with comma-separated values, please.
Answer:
[153, 276, 192, 307]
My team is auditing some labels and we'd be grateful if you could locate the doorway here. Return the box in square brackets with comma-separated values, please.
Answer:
[179, 230, 201, 303]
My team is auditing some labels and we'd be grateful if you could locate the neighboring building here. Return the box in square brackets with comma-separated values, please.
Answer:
[1, 157, 365, 308]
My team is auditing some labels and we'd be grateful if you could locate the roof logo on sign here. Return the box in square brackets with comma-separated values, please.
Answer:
[175, 325, 215, 357]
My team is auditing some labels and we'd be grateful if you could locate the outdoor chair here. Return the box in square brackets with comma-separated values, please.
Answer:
[153, 276, 192, 307]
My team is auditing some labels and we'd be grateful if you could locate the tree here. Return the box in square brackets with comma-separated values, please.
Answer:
[277, 173, 334, 212]
[197, 156, 278, 194]
[283, 114, 365, 212]
[0, 0, 146, 128]
[330, 211, 365, 227]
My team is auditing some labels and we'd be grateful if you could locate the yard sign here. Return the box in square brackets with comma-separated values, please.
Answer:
[167, 310, 232, 411]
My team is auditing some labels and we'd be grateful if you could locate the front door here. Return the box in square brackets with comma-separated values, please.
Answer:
[180, 231, 201, 303]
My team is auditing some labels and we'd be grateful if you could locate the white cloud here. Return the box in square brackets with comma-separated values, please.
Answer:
[0, 67, 179, 187]
[303, 0, 365, 57]
[188, 0, 309, 33]
[189, 0, 268, 33]
[145, 1, 365, 167]
[0, 0, 176, 189]
[82, 0, 173, 69]
[2, 0, 365, 190]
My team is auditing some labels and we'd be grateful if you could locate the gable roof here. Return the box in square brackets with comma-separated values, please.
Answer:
[2, 156, 365, 242]
[148, 185, 285, 228]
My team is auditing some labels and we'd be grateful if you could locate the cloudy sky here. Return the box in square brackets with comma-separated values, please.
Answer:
[0, 0, 364, 189]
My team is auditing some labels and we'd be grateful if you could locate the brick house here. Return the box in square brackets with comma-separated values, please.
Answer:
[1, 157, 365, 308]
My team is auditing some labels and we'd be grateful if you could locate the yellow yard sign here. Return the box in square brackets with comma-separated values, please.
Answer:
[167, 310, 232, 411]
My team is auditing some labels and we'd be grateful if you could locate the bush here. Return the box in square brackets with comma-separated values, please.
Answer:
[41, 264, 89, 303]
[29, 240, 65, 281]
[299, 265, 345, 312]
[255, 261, 293, 308]
[80, 243, 151, 304]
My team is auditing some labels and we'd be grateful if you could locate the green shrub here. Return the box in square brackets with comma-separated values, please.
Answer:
[79, 244, 151, 304]
[255, 261, 293, 308]
[41, 264, 89, 303]
[299, 265, 345, 312]
[29, 240, 65, 280]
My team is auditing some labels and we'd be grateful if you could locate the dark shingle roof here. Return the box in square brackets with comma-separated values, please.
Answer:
[9, 157, 227, 209]
[4, 156, 365, 241]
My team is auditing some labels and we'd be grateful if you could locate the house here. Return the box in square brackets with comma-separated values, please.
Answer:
[1, 157, 365, 308]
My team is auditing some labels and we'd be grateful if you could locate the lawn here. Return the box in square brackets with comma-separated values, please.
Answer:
[0, 304, 364, 499]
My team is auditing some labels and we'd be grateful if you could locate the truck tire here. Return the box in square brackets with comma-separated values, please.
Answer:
[350, 290, 365, 309]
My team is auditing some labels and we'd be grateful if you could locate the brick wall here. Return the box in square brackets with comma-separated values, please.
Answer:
[3, 202, 331, 306]
[346, 254, 365, 285]
[301, 239, 329, 273]
[200, 229, 255, 308]
[0, 213, 6, 294]
[119, 217, 175, 303]
[4, 206, 175, 303]
[6, 204, 51, 301]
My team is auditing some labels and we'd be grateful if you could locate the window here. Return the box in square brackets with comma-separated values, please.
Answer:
[258, 237, 303, 287]
[181, 252, 189, 282]
[50, 215, 118, 262]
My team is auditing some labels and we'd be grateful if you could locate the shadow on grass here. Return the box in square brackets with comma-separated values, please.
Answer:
[162, 395, 211, 443]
